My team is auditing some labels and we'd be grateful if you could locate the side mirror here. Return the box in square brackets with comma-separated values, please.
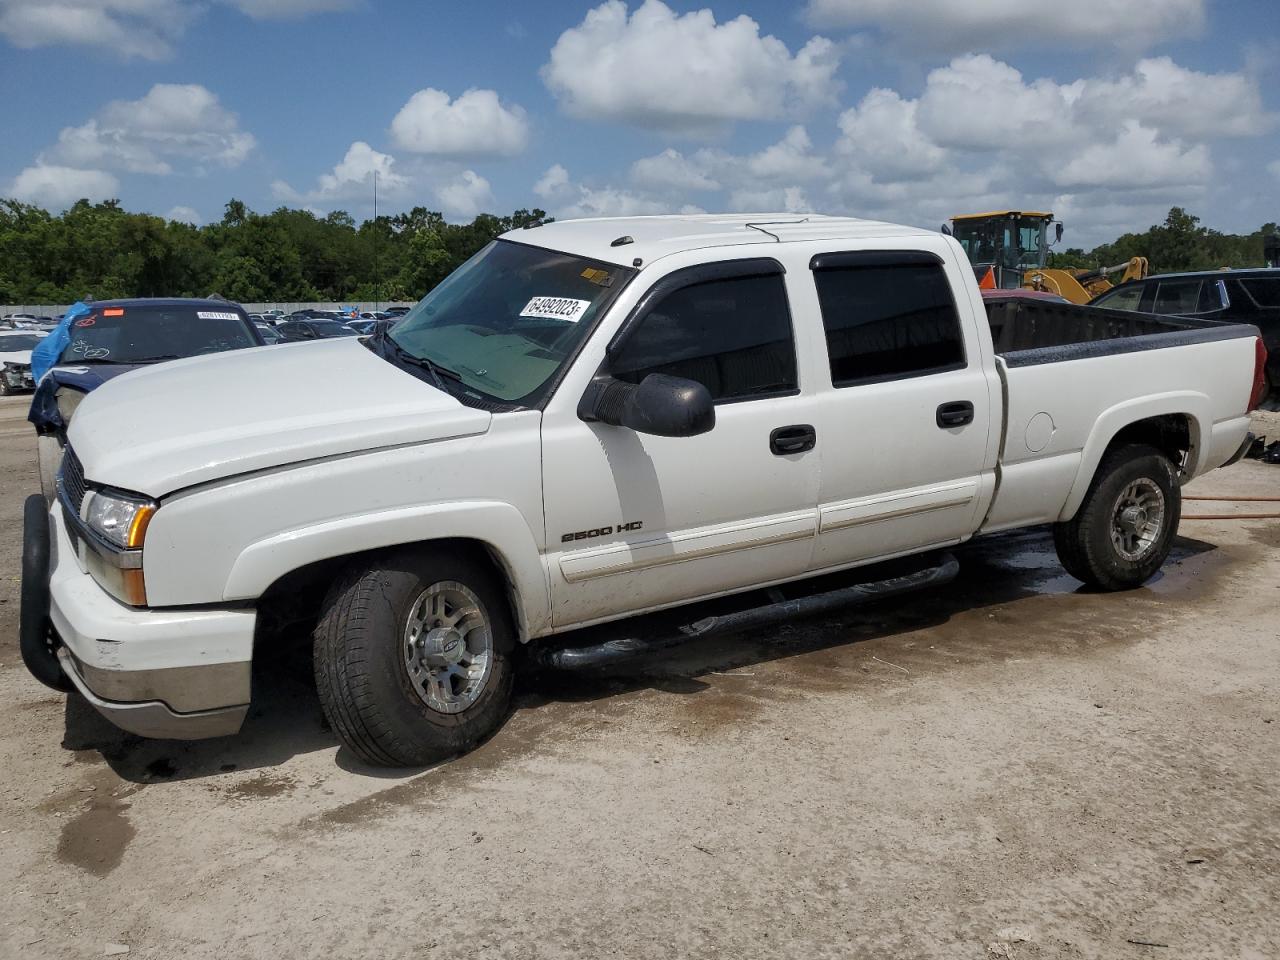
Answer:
[578, 374, 715, 438]
[1055, 222, 1064, 244]
[940, 223, 953, 236]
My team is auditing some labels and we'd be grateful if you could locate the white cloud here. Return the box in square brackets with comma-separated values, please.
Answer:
[1073, 57, 1274, 140]
[166, 205, 200, 223]
[743, 125, 826, 181]
[0, 0, 345, 58]
[436, 170, 493, 220]
[1270, 160, 1280, 181]
[272, 140, 408, 203]
[542, 0, 840, 134]
[7, 164, 119, 209]
[837, 88, 947, 180]
[390, 88, 529, 158]
[1052, 122, 1211, 190]
[727, 185, 812, 214]
[630, 149, 720, 191]
[533, 165, 684, 219]
[225, 0, 356, 19]
[803, 0, 1205, 52]
[533, 163, 571, 200]
[0, 0, 193, 58]
[44, 84, 255, 175]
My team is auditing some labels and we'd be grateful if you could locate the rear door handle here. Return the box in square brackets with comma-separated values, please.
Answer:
[936, 401, 975, 428]
[770, 424, 816, 455]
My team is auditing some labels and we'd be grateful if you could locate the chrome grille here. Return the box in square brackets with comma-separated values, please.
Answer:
[61, 446, 87, 514]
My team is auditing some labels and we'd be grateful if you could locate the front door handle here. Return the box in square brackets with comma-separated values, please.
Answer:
[936, 401, 975, 428]
[770, 424, 816, 455]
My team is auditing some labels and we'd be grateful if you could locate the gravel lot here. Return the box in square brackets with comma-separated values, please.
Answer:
[1, 394, 1277, 960]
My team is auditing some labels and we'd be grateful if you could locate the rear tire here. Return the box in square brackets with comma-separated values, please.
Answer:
[1053, 443, 1180, 591]
[313, 547, 515, 767]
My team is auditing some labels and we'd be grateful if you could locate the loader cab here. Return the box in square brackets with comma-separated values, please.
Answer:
[950, 211, 1060, 290]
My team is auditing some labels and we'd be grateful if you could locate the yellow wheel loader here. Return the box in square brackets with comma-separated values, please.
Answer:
[946, 210, 1148, 304]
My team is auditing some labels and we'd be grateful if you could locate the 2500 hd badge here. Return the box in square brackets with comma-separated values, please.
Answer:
[561, 521, 643, 543]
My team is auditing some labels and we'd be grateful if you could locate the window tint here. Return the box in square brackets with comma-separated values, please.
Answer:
[812, 259, 965, 385]
[1241, 278, 1280, 308]
[1095, 284, 1145, 312]
[1153, 280, 1202, 315]
[1197, 279, 1228, 313]
[610, 273, 797, 402]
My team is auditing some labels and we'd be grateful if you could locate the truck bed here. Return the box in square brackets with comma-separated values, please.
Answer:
[983, 295, 1258, 367]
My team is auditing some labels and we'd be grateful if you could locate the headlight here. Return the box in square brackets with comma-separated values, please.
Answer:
[86, 491, 157, 549]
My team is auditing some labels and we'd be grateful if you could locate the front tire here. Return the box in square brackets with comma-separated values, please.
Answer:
[1053, 443, 1181, 591]
[314, 547, 515, 767]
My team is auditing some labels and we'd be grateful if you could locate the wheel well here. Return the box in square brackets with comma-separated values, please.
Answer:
[255, 537, 524, 643]
[1104, 413, 1192, 471]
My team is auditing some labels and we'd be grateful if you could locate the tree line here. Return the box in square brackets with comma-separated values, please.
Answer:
[0, 197, 549, 305]
[1047, 207, 1278, 274]
[0, 198, 1274, 306]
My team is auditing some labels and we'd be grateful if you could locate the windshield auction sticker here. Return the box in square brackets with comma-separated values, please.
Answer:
[519, 296, 591, 323]
[197, 311, 240, 321]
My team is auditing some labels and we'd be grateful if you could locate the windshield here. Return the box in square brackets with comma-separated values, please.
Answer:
[1, 334, 43, 350]
[953, 216, 1049, 269]
[386, 240, 635, 404]
[59, 304, 257, 364]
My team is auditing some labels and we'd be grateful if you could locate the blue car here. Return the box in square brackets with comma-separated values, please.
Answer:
[30, 298, 265, 499]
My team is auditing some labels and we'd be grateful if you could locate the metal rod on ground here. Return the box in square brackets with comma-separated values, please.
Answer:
[1184, 495, 1280, 502]
[1182, 514, 1280, 520]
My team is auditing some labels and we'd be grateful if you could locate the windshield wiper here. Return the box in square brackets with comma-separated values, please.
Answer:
[368, 326, 464, 392]
[127, 354, 182, 363]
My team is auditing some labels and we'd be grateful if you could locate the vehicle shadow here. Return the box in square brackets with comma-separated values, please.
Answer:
[517, 526, 1222, 709]
[63, 527, 1221, 783]
[61, 630, 338, 784]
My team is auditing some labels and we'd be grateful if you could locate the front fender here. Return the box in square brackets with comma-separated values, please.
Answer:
[1058, 391, 1208, 522]
[222, 500, 550, 639]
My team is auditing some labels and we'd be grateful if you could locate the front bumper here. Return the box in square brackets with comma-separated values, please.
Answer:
[2, 365, 35, 391]
[31, 502, 256, 740]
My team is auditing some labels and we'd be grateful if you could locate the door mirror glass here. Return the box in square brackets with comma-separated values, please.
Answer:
[580, 374, 714, 438]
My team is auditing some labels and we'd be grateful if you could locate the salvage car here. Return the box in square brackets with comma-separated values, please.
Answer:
[275, 318, 360, 341]
[1091, 268, 1280, 401]
[29, 298, 265, 500]
[20, 214, 1267, 766]
[0, 330, 47, 395]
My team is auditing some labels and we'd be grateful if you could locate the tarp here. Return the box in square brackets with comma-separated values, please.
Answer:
[30, 301, 89, 383]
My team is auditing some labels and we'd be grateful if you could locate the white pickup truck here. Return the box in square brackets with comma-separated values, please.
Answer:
[20, 214, 1267, 767]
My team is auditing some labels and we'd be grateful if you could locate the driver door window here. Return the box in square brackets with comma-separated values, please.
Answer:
[610, 273, 798, 403]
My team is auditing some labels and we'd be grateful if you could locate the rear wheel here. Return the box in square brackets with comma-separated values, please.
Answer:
[1053, 443, 1181, 591]
[313, 547, 515, 767]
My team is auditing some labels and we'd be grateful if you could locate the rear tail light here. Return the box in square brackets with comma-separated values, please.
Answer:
[1248, 337, 1268, 411]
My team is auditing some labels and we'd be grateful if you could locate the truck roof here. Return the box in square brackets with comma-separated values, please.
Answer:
[503, 213, 939, 267]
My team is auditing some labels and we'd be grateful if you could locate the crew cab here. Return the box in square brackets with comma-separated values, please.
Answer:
[20, 214, 1267, 766]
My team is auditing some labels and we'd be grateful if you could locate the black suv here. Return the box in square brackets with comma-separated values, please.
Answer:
[1091, 269, 1280, 398]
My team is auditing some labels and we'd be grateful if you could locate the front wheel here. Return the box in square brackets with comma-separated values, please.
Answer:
[313, 547, 515, 767]
[1053, 443, 1181, 591]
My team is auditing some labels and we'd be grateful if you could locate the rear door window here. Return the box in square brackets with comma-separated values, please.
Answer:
[810, 254, 966, 385]
[1241, 278, 1280, 308]
[1095, 284, 1145, 312]
[1153, 280, 1203, 315]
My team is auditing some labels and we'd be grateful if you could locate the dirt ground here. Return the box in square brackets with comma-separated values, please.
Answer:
[0, 394, 1277, 960]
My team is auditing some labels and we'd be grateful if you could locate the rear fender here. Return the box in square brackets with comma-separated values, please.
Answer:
[1058, 393, 1208, 522]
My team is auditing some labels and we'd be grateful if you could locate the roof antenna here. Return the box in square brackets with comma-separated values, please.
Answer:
[744, 217, 810, 242]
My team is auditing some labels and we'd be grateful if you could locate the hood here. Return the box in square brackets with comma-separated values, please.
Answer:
[69, 338, 492, 496]
[48, 363, 140, 391]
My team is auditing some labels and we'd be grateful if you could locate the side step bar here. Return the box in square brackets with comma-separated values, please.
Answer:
[537, 552, 959, 672]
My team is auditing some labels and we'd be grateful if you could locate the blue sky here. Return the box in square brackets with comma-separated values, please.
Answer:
[1, 0, 1277, 247]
